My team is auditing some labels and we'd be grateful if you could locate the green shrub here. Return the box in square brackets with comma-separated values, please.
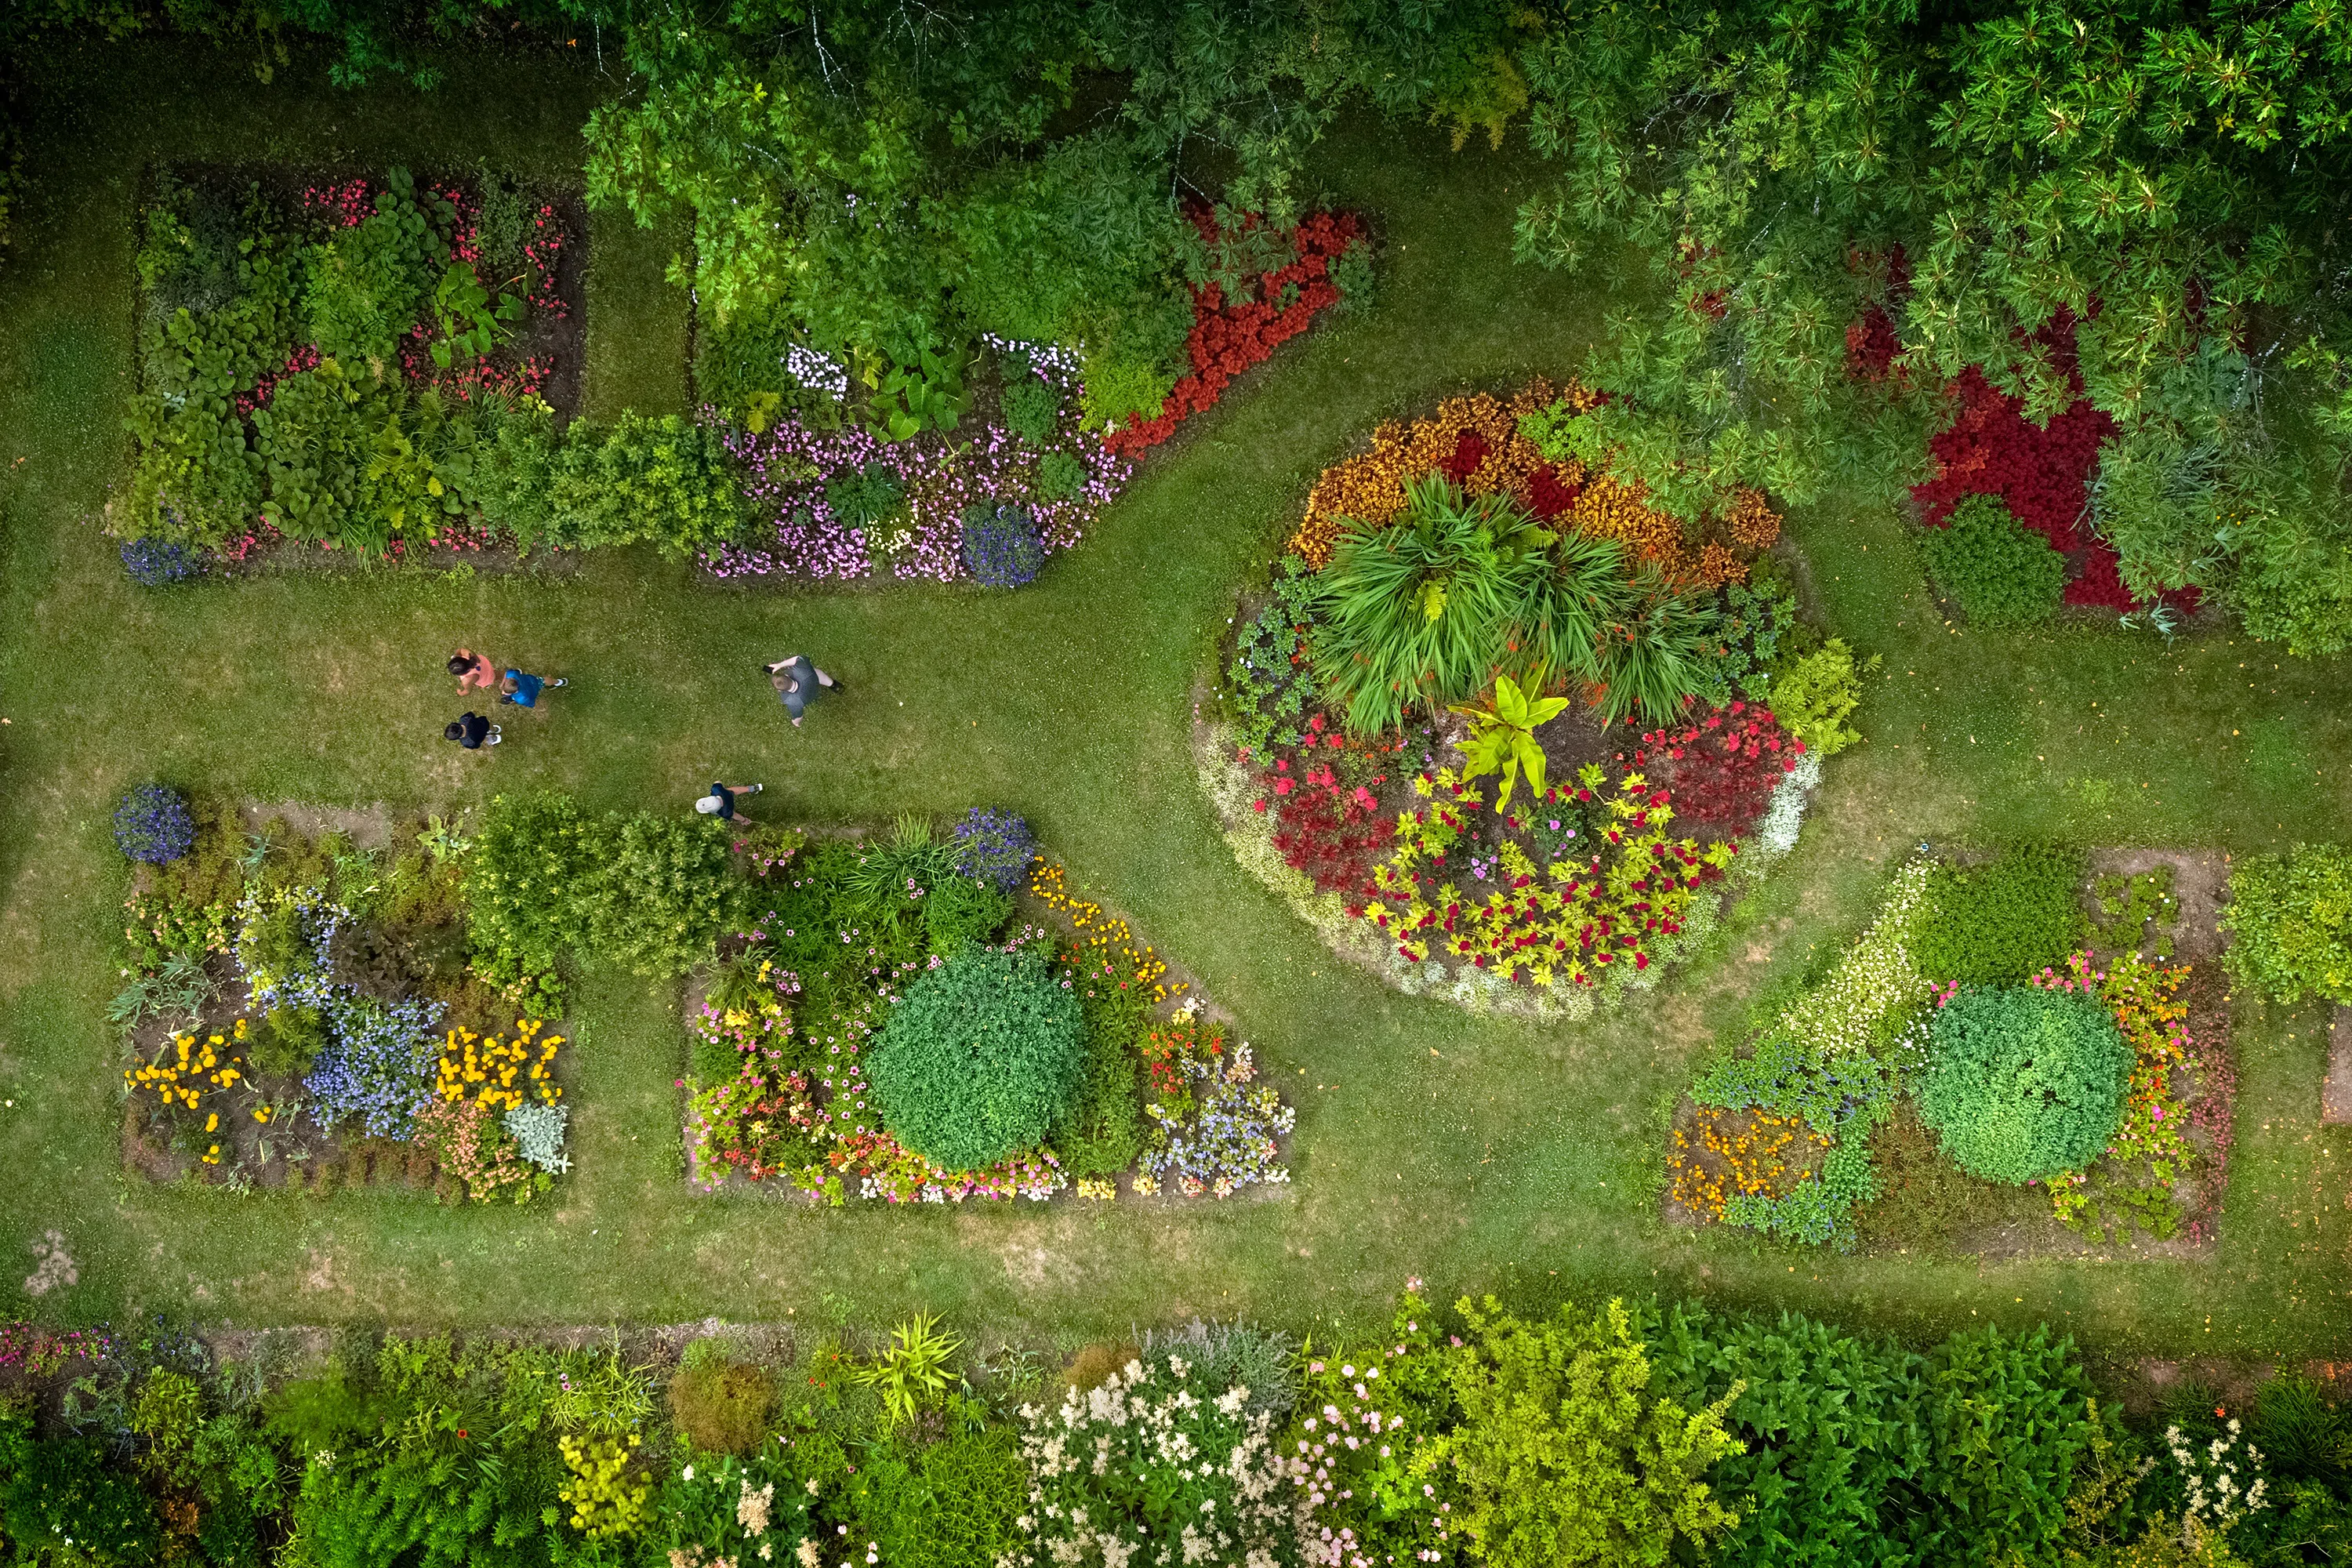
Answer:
[467, 792, 593, 987]
[923, 874, 1013, 953]
[302, 169, 448, 368]
[1766, 637, 1878, 756]
[1051, 1006, 1145, 1178]
[1923, 495, 2068, 629]
[1422, 1295, 1743, 1566]
[1916, 986, 2131, 1185]
[867, 945, 1087, 1171]
[1910, 844, 2088, 984]
[1915, 1326, 2099, 1563]
[1035, 448, 1087, 502]
[252, 1004, 327, 1076]
[668, 1356, 773, 1455]
[547, 412, 746, 556]
[1000, 376, 1062, 445]
[823, 462, 907, 532]
[579, 813, 753, 978]
[2221, 843, 2352, 1005]
[846, 1423, 1027, 1568]
[1, 1433, 164, 1566]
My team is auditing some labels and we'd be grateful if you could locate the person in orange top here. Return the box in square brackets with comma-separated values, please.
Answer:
[448, 648, 499, 692]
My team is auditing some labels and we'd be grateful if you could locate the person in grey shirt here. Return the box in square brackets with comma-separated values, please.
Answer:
[764, 655, 841, 727]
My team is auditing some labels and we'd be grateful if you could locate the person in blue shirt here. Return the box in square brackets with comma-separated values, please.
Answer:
[498, 670, 567, 709]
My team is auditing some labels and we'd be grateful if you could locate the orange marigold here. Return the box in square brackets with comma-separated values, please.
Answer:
[1722, 487, 1782, 549]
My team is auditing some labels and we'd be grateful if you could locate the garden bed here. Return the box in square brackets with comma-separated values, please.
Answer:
[677, 814, 1295, 1205]
[111, 794, 575, 1203]
[1196, 378, 1862, 1021]
[1664, 846, 2241, 1258]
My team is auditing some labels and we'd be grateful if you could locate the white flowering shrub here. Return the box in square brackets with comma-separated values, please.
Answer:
[1003, 1352, 1295, 1568]
[2166, 1418, 2267, 1537]
[1772, 858, 1936, 1058]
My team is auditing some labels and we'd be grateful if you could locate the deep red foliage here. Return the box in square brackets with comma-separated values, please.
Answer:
[1525, 463, 1583, 521]
[1634, 702, 1798, 834]
[1102, 209, 1361, 456]
[1268, 760, 1390, 913]
[1441, 430, 1489, 483]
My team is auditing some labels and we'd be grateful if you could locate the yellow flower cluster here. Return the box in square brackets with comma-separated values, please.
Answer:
[127, 1022, 248, 1113]
[1290, 380, 1581, 564]
[1668, 1106, 1828, 1219]
[1028, 861, 1186, 1006]
[434, 1018, 563, 1112]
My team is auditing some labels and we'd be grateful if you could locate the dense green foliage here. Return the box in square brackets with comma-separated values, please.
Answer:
[1307, 471, 1719, 734]
[1917, 986, 2132, 1185]
[1911, 844, 2089, 985]
[468, 792, 755, 993]
[867, 944, 1087, 1172]
[1421, 1295, 1743, 1566]
[2222, 843, 2352, 1006]
[1653, 1308, 2103, 1566]
[1511, 0, 2352, 654]
[1925, 496, 2069, 630]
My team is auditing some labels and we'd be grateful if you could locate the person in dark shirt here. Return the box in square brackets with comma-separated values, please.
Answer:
[445, 713, 501, 750]
[764, 655, 840, 727]
[694, 782, 762, 819]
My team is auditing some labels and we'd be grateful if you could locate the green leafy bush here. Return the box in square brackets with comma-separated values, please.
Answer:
[1420, 1295, 1743, 1566]
[867, 944, 1086, 1171]
[999, 376, 1062, 445]
[303, 169, 448, 366]
[467, 792, 593, 988]
[1766, 637, 1878, 756]
[2221, 843, 2352, 1005]
[1910, 843, 2088, 984]
[845, 1422, 1027, 1568]
[1924, 495, 2068, 628]
[1311, 472, 1638, 735]
[923, 874, 1013, 953]
[579, 813, 753, 978]
[546, 413, 746, 556]
[1916, 986, 2131, 1185]
[1, 1429, 164, 1566]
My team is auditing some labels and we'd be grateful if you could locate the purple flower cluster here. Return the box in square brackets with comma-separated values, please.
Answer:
[702, 343, 1130, 583]
[1138, 1044, 1295, 1198]
[121, 536, 201, 587]
[305, 993, 447, 1138]
[114, 785, 197, 865]
[952, 808, 1037, 893]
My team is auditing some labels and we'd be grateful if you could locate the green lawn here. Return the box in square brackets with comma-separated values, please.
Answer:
[2, 40, 2349, 1361]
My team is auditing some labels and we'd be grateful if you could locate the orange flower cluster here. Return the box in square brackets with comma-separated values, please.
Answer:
[1723, 487, 1783, 548]
[1668, 1106, 1828, 1219]
[1290, 380, 1582, 565]
[1287, 379, 1778, 589]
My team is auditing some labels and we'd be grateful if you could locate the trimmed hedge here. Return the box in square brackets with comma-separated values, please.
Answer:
[1915, 985, 2131, 1184]
[867, 944, 1086, 1171]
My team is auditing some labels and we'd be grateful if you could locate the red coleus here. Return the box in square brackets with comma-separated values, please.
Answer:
[1102, 209, 1362, 456]
[1637, 702, 1799, 833]
[1906, 310, 2198, 614]
[1266, 755, 1390, 913]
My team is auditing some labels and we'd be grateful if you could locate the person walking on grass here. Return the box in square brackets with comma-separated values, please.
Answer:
[764, 655, 840, 728]
[448, 648, 498, 693]
[695, 782, 762, 819]
[446, 712, 501, 750]
[498, 668, 568, 710]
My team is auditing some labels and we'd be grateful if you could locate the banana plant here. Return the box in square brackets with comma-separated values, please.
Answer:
[1450, 672, 1570, 811]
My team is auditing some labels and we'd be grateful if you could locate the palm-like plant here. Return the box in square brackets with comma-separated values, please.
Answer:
[1593, 566, 1721, 724]
[1451, 673, 1572, 810]
[1312, 473, 1627, 736]
[855, 1313, 963, 1425]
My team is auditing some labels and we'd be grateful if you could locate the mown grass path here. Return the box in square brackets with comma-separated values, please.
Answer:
[2, 42, 2349, 1359]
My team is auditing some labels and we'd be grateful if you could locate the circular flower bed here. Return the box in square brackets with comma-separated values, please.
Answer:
[1200, 378, 1835, 1020]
